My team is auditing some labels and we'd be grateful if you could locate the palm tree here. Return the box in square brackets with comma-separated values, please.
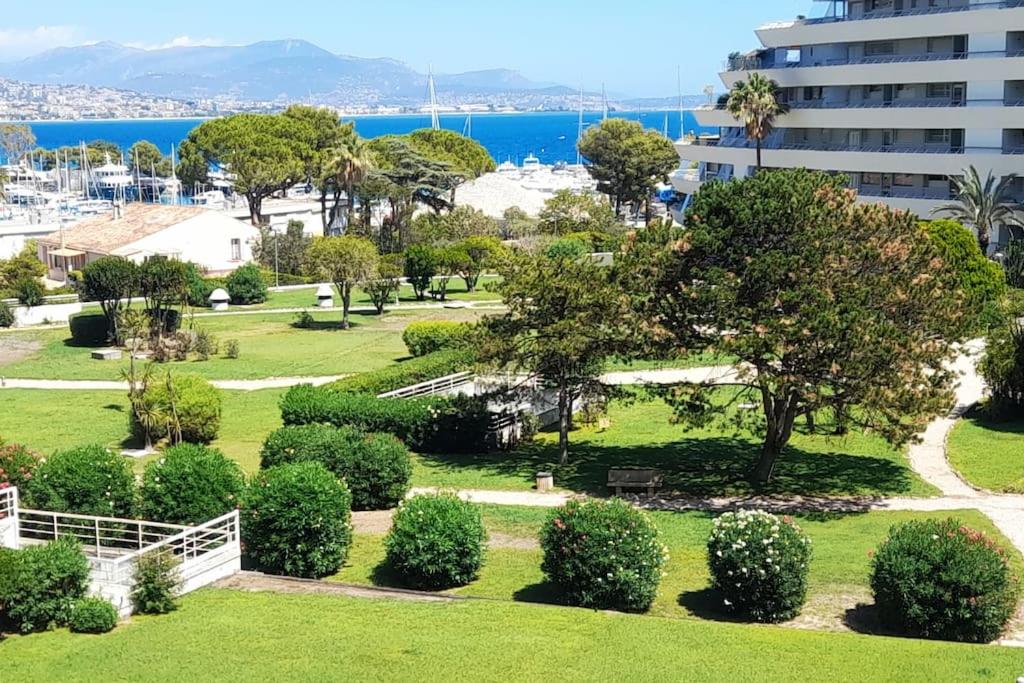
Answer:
[325, 127, 375, 235]
[932, 166, 1024, 255]
[725, 73, 789, 170]
[0, 168, 7, 204]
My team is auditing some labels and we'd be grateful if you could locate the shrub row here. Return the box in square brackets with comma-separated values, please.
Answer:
[280, 385, 492, 453]
[0, 537, 89, 634]
[260, 425, 411, 510]
[327, 348, 475, 396]
[401, 321, 473, 357]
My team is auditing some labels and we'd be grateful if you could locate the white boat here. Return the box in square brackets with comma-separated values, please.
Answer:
[91, 154, 133, 195]
[496, 159, 519, 175]
[194, 190, 227, 210]
[522, 154, 542, 172]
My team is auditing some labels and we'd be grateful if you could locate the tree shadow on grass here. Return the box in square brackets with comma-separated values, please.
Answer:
[843, 602, 909, 638]
[417, 435, 918, 499]
[512, 581, 563, 606]
[677, 588, 750, 624]
[958, 406, 1024, 436]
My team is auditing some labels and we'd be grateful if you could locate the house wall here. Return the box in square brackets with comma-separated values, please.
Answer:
[117, 213, 259, 275]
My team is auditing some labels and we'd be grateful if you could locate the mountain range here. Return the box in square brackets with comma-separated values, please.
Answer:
[0, 40, 577, 107]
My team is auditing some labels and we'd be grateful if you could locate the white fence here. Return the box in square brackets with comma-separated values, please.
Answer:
[3, 487, 241, 617]
[378, 371, 476, 399]
[0, 486, 17, 549]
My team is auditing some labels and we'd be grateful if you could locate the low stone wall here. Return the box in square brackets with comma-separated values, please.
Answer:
[4, 298, 83, 328]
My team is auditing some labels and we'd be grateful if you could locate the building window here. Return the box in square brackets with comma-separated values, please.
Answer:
[865, 41, 895, 56]
[230, 238, 242, 261]
[862, 173, 882, 185]
[894, 174, 915, 187]
[926, 83, 951, 98]
[925, 129, 951, 144]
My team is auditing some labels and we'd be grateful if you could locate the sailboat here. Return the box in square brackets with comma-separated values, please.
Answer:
[576, 84, 584, 166]
[427, 69, 441, 131]
[462, 112, 473, 138]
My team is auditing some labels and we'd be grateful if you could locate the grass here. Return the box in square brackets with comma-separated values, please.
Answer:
[2, 389, 935, 498]
[338, 505, 1020, 629]
[3, 589, 1022, 681]
[0, 308, 484, 381]
[947, 409, 1024, 493]
[0, 388, 282, 473]
[414, 398, 938, 498]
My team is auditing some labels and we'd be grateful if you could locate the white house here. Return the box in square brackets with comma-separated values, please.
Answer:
[37, 204, 260, 281]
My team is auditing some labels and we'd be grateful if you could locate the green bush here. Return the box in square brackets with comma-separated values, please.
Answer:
[260, 269, 311, 286]
[385, 493, 486, 590]
[402, 321, 473, 357]
[540, 499, 667, 612]
[140, 444, 244, 525]
[0, 441, 39, 491]
[280, 386, 492, 453]
[403, 244, 438, 301]
[14, 277, 44, 306]
[68, 597, 118, 634]
[0, 300, 13, 328]
[328, 348, 475, 395]
[545, 237, 590, 260]
[707, 510, 812, 623]
[25, 445, 136, 517]
[241, 462, 353, 578]
[871, 518, 1019, 643]
[131, 551, 181, 615]
[137, 373, 223, 444]
[68, 313, 109, 346]
[0, 537, 90, 633]
[979, 322, 1024, 415]
[923, 219, 1006, 330]
[226, 263, 268, 304]
[1005, 239, 1024, 289]
[260, 425, 411, 510]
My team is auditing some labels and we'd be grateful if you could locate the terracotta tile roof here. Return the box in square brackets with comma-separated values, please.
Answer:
[38, 204, 209, 254]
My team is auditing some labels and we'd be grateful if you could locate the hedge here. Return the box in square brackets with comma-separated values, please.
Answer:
[25, 445, 136, 518]
[69, 313, 109, 346]
[402, 321, 473, 357]
[139, 444, 244, 525]
[280, 385, 492, 453]
[260, 424, 412, 510]
[327, 348, 475, 396]
[0, 537, 90, 633]
[69, 597, 118, 634]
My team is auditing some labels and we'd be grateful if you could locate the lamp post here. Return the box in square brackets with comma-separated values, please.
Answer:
[274, 228, 280, 289]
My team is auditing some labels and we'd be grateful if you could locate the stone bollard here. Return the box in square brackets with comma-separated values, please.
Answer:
[316, 284, 334, 308]
[536, 472, 554, 493]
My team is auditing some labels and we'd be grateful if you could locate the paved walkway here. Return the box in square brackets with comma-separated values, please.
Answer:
[0, 375, 346, 392]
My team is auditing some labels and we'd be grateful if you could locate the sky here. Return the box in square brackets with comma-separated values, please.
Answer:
[0, 0, 813, 97]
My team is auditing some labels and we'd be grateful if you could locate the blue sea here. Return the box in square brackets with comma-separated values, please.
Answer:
[17, 110, 713, 166]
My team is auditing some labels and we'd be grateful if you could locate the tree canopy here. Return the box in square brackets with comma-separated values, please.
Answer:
[625, 169, 971, 483]
[725, 73, 789, 169]
[481, 250, 630, 464]
[577, 118, 678, 220]
[128, 141, 172, 177]
[0, 124, 36, 164]
[306, 235, 379, 328]
[922, 219, 1006, 330]
[407, 129, 496, 179]
[180, 113, 317, 224]
[81, 256, 138, 341]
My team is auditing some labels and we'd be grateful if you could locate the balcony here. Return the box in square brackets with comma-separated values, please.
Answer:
[760, 0, 1024, 29]
[727, 49, 1024, 72]
[756, 2, 1024, 48]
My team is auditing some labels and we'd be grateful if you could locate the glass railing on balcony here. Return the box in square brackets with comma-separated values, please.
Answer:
[694, 137, 1009, 155]
[857, 186, 955, 200]
[759, 0, 1024, 29]
[698, 97, 1024, 110]
[727, 49, 1022, 71]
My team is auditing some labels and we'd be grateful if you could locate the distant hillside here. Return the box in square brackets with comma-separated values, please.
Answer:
[0, 40, 580, 107]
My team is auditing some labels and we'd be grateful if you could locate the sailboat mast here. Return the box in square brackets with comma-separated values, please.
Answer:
[576, 84, 584, 166]
[602, 84, 608, 121]
[677, 66, 684, 140]
[428, 68, 441, 131]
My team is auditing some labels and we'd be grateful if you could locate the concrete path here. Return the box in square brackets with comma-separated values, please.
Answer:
[0, 375, 346, 392]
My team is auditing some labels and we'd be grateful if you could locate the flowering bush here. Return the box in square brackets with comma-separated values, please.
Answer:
[24, 445, 136, 518]
[539, 499, 667, 612]
[0, 441, 39, 492]
[385, 493, 487, 590]
[139, 444, 244, 525]
[707, 510, 812, 623]
[0, 537, 90, 633]
[241, 462, 352, 579]
[870, 518, 1019, 643]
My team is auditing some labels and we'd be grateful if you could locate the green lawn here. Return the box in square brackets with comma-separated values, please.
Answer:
[3, 589, 1021, 682]
[0, 388, 282, 473]
[238, 275, 504, 310]
[947, 410, 1024, 493]
[414, 398, 938, 498]
[2, 389, 935, 498]
[0, 308, 484, 381]
[338, 505, 1019, 630]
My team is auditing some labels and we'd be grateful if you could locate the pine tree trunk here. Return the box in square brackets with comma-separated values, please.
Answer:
[753, 391, 799, 484]
[340, 283, 351, 330]
[558, 376, 571, 466]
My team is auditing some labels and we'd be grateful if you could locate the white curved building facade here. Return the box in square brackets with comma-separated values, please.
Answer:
[674, 0, 1024, 248]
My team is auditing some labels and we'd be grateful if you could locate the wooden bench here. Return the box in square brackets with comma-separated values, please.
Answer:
[607, 468, 663, 497]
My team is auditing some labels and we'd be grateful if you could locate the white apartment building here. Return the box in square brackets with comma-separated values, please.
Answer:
[673, 0, 1024, 248]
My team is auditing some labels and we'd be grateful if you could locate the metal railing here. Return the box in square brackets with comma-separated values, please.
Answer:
[760, 0, 1024, 28]
[686, 137, 1010, 156]
[729, 49, 1022, 71]
[378, 371, 476, 399]
[857, 186, 955, 200]
[700, 98, 1024, 111]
